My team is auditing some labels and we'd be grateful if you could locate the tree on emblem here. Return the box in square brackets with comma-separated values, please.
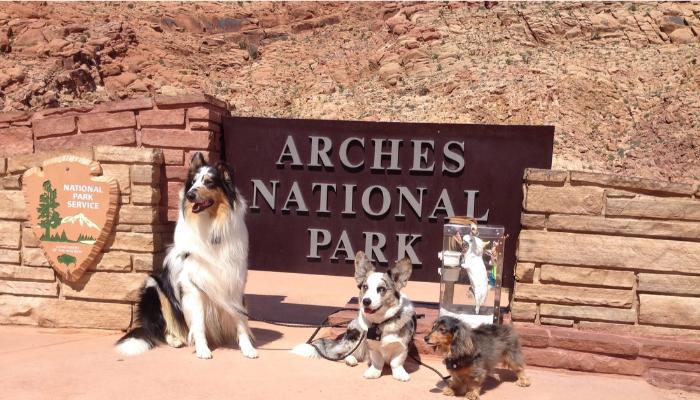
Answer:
[37, 180, 62, 240]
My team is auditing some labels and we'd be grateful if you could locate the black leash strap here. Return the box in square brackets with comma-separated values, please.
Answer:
[229, 302, 452, 382]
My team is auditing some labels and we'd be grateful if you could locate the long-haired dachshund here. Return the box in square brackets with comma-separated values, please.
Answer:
[425, 316, 530, 398]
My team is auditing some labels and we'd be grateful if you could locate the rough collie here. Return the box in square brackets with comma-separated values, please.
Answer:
[115, 152, 257, 359]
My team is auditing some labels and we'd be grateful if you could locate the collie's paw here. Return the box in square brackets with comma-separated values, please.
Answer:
[165, 333, 184, 348]
[516, 376, 531, 387]
[241, 345, 259, 359]
[344, 355, 358, 367]
[466, 392, 480, 400]
[391, 367, 410, 382]
[363, 366, 382, 379]
[442, 387, 455, 396]
[196, 346, 213, 359]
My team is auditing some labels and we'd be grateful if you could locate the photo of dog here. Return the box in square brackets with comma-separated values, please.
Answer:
[115, 152, 257, 359]
[425, 316, 530, 398]
[292, 251, 416, 381]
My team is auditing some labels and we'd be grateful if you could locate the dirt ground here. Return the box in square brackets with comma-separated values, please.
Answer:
[1, 270, 698, 400]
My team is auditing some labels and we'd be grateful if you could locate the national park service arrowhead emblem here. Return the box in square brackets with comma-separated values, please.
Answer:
[22, 156, 119, 281]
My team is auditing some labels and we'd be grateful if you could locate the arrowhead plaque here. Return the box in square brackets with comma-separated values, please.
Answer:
[22, 156, 119, 281]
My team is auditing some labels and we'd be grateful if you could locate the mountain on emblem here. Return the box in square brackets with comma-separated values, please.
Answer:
[61, 213, 100, 231]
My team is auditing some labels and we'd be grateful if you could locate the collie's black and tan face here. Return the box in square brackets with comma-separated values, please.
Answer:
[183, 152, 237, 216]
[354, 251, 412, 315]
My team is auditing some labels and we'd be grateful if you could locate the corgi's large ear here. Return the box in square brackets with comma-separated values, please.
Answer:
[388, 257, 412, 290]
[449, 322, 475, 359]
[189, 152, 206, 173]
[354, 251, 374, 286]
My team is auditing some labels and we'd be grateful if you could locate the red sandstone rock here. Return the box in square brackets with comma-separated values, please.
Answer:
[32, 115, 76, 138]
[141, 129, 215, 150]
[514, 324, 550, 348]
[548, 327, 640, 357]
[523, 347, 647, 376]
[0, 127, 33, 157]
[78, 111, 136, 132]
[34, 129, 135, 152]
[164, 166, 188, 182]
[646, 368, 700, 392]
[139, 109, 185, 127]
[639, 338, 700, 363]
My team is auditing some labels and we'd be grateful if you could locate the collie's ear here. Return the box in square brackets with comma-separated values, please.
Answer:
[389, 257, 412, 290]
[189, 152, 206, 172]
[449, 323, 475, 359]
[354, 251, 375, 286]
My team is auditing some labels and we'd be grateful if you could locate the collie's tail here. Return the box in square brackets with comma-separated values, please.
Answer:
[115, 274, 186, 356]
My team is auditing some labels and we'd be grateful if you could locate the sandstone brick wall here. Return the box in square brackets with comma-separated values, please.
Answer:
[512, 169, 700, 391]
[0, 146, 164, 330]
[0, 94, 229, 222]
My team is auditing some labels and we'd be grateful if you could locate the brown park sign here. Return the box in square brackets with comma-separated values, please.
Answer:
[23, 156, 119, 281]
[224, 118, 554, 288]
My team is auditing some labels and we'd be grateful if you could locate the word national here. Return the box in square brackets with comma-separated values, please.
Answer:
[64, 183, 103, 209]
[249, 135, 489, 265]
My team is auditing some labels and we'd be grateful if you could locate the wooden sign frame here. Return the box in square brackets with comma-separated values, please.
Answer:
[22, 155, 119, 281]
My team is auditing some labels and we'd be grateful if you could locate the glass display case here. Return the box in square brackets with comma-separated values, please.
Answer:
[438, 222, 505, 328]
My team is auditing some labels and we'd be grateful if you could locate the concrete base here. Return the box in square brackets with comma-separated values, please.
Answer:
[1, 270, 697, 399]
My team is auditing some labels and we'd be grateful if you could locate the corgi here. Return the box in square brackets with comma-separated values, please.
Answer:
[292, 251, 416, 381]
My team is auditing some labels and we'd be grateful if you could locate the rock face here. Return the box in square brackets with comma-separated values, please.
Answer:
[0, 2, 699, 183]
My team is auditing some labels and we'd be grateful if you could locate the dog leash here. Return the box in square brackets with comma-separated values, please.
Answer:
[226, 302, 452, 381]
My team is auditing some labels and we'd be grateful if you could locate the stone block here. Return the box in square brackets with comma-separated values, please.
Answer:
[547, 214, 700, 240]
[118, 205, 158, 224]
[514, 282, 634, 307]
[78, 111, 136, 132]
[131, 164, 160, 185]
[90, 251, 132, 272]
[540, 317, 573, 327]
[101, 163, 130, 194]
[518, 230, 700, 274]
[0, 280, 58, 296]
[515, 262, 535, 283]
[571, 171, 695, 196]
[511, 301, 537, 321]
[21, 247, 49, 267]
[525, 185, 604, 215]
[522, 347, 647, 376]
[520, 214, 546, 229]
[548, 328, 639, 356]
[32, 115, 76, 138]
[524, 169, 568, 184]
[0, 265, 54, 281]
[141, 129, 215, 150]
[62, 272, 147, 302]
[131, 185, 161, 205]
[0, 249, 20, 264]
[539, 304, 637, 323]
[639, 294, 700, 329]
[638, 274, 700, 296]
[35, 129, 136, 152]
[0, 127, 32, 157]
[162, 149, 184, 165]
[92, 97, 153, 113]
[7, 148, 93, 174]
[139, 109, 185, 127]
[606, 197, 700, 221]
[94, 146, 163, 164]
[0, 220, 20, 249]
[540, 265, 635, 288]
